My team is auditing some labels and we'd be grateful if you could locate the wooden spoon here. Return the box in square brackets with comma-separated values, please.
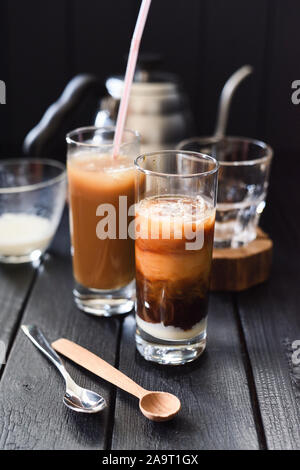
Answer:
[52, 338, 181, 422]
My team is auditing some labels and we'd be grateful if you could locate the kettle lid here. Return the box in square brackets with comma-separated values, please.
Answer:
[106, 53, 180, 98]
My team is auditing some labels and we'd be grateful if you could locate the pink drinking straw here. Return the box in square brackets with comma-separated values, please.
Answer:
[112, 0, 152, 158]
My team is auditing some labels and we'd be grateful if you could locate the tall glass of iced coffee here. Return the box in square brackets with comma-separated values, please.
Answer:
[135, 150, 219, 364]
[67, 126, 140, 316]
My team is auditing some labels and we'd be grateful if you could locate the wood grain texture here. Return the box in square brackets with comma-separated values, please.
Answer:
[0, 263, 36, 375]
[5, 0, 69, 154]
[111, 294, 260, 450]
[1, 164, 300, 449]
[199, 0, 269, 138]
[0, 212, 120, 450]
[71, 0, 135, 79]
[140, 0, 202, 122]
[263, 0, 300, 153]
[1, 0, 299, 160]
[211, 229, 273, 291]
[52, 338, 147, 399]
[0, 0, 10, 155]
[236, 165, 300, 449]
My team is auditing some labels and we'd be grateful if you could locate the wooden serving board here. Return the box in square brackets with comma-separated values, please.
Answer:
[211, 228, 273, 292]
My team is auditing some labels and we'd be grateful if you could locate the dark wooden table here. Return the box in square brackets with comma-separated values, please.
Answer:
[0, 159, 299, 451]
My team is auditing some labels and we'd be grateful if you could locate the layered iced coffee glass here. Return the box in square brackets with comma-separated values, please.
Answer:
[67, 126, 140, 316]
[135, 150, 219, 365]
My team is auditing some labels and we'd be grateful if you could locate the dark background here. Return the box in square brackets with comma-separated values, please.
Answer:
[0, 0, 300, 159]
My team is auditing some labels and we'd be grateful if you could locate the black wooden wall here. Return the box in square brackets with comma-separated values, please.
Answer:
[0, 0, 299, 159]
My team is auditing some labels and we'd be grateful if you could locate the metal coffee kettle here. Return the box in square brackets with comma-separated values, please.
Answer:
[24, 54, 194, 157]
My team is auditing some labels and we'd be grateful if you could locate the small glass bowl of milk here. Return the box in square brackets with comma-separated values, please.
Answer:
[0, 158, 66, 263]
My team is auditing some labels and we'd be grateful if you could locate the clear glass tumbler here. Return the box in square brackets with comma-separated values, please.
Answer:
[135, 150, 219, 365]
[177, 136, 273, 248]
[66, 126, 140, 316]
[0, 158, 66, 264]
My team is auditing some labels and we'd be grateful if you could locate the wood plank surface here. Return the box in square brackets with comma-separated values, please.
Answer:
[111, 294, 260, 450]
[0, 0, 10, 155]
[5, 0, 70, 155]
[263, 0, 300, 154]
[236, 218, 300, 449]
[0, 263, 36, 376]
[0, 1, 298, 160]
[71, 0, 135, 79]
[140, 0, 202, 123]
[235, 161, 300, 449]
[1, 166, 299, 449]
[198, 0, 269, 138]
[0, 213, 120, 450]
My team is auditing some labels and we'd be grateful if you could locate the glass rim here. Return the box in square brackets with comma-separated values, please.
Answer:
[135, 150, 219, 178]
[0, 158, 66, 194]
[66, 125, 141, 148]
[176, 135, 273, 166]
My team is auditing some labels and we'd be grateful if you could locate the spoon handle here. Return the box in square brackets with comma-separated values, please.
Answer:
[21, 325, 71, 383]
[52, 338, 147, 399]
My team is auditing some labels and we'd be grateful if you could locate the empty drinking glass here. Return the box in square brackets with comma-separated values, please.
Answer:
[177, 136, 273, 248]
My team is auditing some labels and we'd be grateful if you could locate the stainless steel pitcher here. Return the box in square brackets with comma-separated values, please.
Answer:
[24, 55, 194, 156]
